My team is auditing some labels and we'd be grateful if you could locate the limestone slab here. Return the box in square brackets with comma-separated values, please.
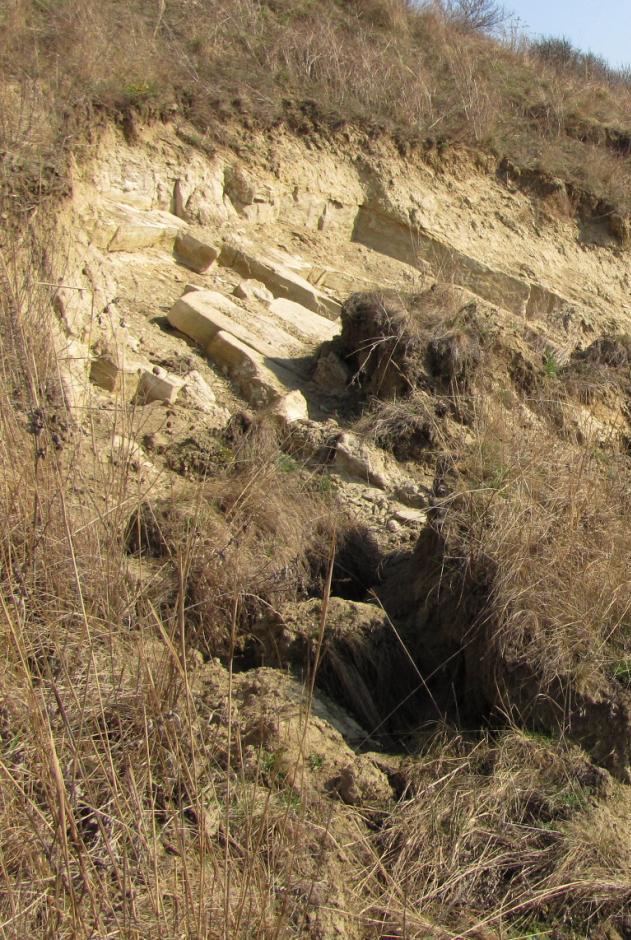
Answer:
[307, 265, 376, 296]
[219, 244, 341, 319]
[352, 205, 531, 316]
[233, 279, 274, 304]
[392, 505, 428, 526]
[268, 297, 339, 345]
[89, 346, 143, 396]
[136, 368, 184, 405]
[174, 232, 220, 273]
[333, 432, 404, 491]
[108, 221, 179, 252]
[263, 390, 309, 425]
[205, 330, 287, 406]
[168, 290, 304, 359]
[180, 371, 217, 412]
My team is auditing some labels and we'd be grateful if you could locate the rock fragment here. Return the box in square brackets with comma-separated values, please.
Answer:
[136, 367, 184, 405]
[233, 279, 274, 304]
[174, 232, 220, 273]
[263, 390, 309, 426]
[89, 344, 142, 396]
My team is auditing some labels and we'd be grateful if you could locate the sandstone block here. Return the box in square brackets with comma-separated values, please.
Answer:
[168, 290, 302, 359]
[108, 221, 179, 253]
[89, 346, 142, 396]
[174, 232, 220, 273]
[268, 298, 339, 344]
[53, 286, 91, 339]
[219, 244, 341, 319]
[168, 292, 234, 349]
[205, 330, 285, 406]
[180, 370, 217, 413]
[263, 390, 309, 425]
[392, 505, 428, 526]
[110, 435, 153, 473]
[233, 279, 274, 304]
[333, 433, 403, 491]
[223, 165, 276, 215]
[136, 367, 184, 405]
[307, 265, 375, 296]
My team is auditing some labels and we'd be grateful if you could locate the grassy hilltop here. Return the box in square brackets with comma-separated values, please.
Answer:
[3, 0, 631, 214]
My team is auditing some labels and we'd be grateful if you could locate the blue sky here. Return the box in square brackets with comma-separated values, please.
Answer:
[505, 0, 631, 68]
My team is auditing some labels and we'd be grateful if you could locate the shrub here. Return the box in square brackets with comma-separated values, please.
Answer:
[441, 0, 510, 34]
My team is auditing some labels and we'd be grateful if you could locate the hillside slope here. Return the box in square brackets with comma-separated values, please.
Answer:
[1, 3, 631, 938]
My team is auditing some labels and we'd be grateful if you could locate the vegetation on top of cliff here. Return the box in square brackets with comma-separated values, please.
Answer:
[2, 0, 631, 217]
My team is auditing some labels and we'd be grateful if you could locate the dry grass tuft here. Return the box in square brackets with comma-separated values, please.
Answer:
[355, 390, 441, 461]
[378, 727, 631, 934]
[340, 287, 485, 402]
[386, 399, 631, 775]
[452, 405, 631, 692]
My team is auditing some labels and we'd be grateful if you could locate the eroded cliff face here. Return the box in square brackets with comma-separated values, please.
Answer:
[53, 119, 631, 419]
[46, 118, 631, 757]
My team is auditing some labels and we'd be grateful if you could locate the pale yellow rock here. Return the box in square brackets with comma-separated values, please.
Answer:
[223, 165, 276, 216]
[90, 356, 130, 393]
[219, 243, 341, 319]
[168, 292, 234, 349]
[168, 290, 303, 359]
[57, 337, 91, 414]
[110, 435, 153, 473]
[89, 346, 142, 396]
[233, 279, 274, 304]
[240, 203, 278, 223]
[82, 198, 185, 252]
[136, 367, 184, 405]
[180, 370, 217, 412]
[265, 246, 313, 274]
[205, 330, 287, 406]
[108, 221, 179, 252]
[307, 265, 375, 295]
[263, 390, 309, 425]
[287, 192, 327, 229]
[268, 297, 339, 344]
[352, 205, 551, 317]
[173, 232, 219, 273]
[392, 505, 428, 526]
[333, 433, 403, 491]
[52, 285, 92, 339]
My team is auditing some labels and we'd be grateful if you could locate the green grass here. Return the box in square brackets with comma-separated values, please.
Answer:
[307, 753, 325, 771]
[543, 350, 560, 378]
[277, 453, 300, 474]
[612, 658, 631, 685]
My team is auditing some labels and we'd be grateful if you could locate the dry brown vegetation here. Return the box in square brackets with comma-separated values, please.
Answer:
[1, 2, 631, 938]
[3, 244, 630, 937]
[2, 0, 631, 218]
[438, 404, 631, 708]
[380, 727, 631, 934]
[0, 244, 355, 937]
